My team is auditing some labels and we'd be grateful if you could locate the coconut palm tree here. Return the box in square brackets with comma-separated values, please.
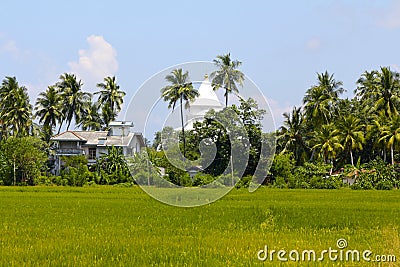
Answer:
[57, 73, 91, 131]
[161, 68, 199, 157]
[96, 76, 126, 127]
[34, 85, 63, 141]
[379, 115, 400, 165]
[369, 111, 389, 162]
[355, 70, 379, 102]
[374, 67, 400, 117]
[303, 71, 344, 126]
[278, 106, 307, 165]
[0, 76, 32, 137]
[311, 123, 343, 173]
[77, 100, 102, 131]
[210, 53, 244, 107]
[336, 114, 365, 166]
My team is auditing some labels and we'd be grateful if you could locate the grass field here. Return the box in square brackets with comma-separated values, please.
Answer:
[0, 186, 399, 266]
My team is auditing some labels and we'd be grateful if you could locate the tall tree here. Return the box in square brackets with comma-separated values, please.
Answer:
[77, 100, 102, 131]
[379, 115, 400, 165]
[303, 71, 344, 126]
[34, 85, 63, 142]
[161, 68, 199, 157]
[96, 76, 126, 127]
[279, 106, 307, 165]
[0, 76, 32, 137]
[210, 53, 244, 107]
[311, 123, 343, 173]
[336, 114, 365, 166]
[374, 67, 400, 117]
[57, 73, 91, 131]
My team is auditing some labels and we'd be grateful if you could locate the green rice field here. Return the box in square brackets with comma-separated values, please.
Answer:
[0, 186, 399, 266]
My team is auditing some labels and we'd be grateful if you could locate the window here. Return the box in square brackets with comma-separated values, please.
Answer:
[88, 148, 96, 160]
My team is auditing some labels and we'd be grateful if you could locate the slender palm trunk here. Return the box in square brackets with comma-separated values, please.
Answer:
[180, 96, 186, 158]
[13, 160, 16, 186]
[383, 147, 387, 162]
[66, 119, 71, 131]
[225, 89, 228, 107]
[391, 144, 394, 165]
[350, 149, 354, 166]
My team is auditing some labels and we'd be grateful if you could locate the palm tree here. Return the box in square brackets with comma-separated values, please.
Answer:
[336, 114, 365, 166]
[57, 73, 91, 131]
[96, 76, 126, 127]
[355, 70, 379, 102]
[374, 67, 400, 117]
[303, 71, 344, 126]
[369, 111, 389, 162]
[34, 85, 63, 141]
[311, 123, 343, 173]
[278, 106, 307, 165]
[379, 115, 400, 165]
[0, 76, 32, 137]
[210, 53, 244, 107]
[161, 68, 199, 157]
[77, 100, 102, 131]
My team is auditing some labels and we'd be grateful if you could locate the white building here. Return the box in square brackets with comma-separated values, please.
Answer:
[185, 75, 223, 130]
[51, 121, 145, 174]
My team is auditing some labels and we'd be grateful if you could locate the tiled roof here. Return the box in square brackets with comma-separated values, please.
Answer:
[52, 130, 137, 147]
[51, 131, 87, 141]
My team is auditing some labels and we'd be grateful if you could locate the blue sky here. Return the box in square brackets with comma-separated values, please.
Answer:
[1, 0, 400, 131]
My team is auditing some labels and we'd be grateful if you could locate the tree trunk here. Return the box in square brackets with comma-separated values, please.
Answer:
[225, 89, 228, 107]
[350, 149, 354, 166]
[66, 119, 71, 131]
[391, 144, 394, 165]
[13, 160, 16, 186]
[180, 96, 186, 158]
[383, 147, 387, 162]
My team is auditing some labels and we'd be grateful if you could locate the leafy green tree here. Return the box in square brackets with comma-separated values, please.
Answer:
[374, 67, 400, 117]
[95, 76, 126, 127]
[97, 146, 131, 184]
[161, 68, 199, 157]
[78, 100, 102, 131]
[35, 85, 63, 142]
[210, 53, 244, 107]
[278, 106, 307, 165]
[56, 73, 91, 131]
[0, 76, 32, 138]
[1, 136, 47, 185]
[379, 115, 400, 165]
[311, 123, 343, 173]
[303, 71, 343, 126]
[336, 114, 365, 166]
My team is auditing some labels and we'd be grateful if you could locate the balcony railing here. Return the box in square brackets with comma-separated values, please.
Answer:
[55, 149, 84, 155]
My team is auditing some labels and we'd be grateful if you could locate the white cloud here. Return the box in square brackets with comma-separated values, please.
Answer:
[376, 1, 400, 29]
[68, 35, 118, 89]
[305, 38, 321, 51]
[0, 38, 31, 62]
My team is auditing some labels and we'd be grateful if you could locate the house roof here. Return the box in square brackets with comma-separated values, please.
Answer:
[51, 130, 143, 148]
[51, 131, 87, 141]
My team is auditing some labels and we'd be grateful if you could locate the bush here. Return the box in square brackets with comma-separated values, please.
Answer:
[375, 180, 393, 190]
[193, 173, 216, 186]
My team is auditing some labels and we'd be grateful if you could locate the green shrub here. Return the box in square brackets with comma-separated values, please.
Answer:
[193, 173, 216, 186]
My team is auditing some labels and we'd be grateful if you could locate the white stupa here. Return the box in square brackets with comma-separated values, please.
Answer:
[185, 74, 223, 130]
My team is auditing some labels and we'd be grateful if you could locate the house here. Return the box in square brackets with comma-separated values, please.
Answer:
[50, 121, 145, 174]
